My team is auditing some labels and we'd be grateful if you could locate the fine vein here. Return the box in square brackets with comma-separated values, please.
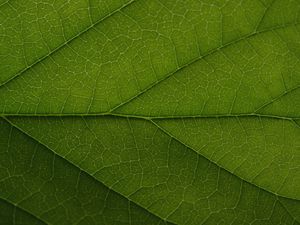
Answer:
[2, 116, 176, 225]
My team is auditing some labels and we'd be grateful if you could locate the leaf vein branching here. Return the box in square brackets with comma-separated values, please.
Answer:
[110, 22, 300, 113]
[255, 0, 276, 31]
[1, 116, 176, 225]
[0, 197, 48, 225]
[278, 199, 300, 223]
[149, 119, 300, 202]
[0, 0, 137, 87]
[0, 0, 9, 8]
[254, 85, 300, 112]
[2, 113, 300, 123]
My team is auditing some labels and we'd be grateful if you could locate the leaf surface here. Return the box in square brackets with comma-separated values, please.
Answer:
[0, 0, 300, 224]
[0, 118, 171, 225]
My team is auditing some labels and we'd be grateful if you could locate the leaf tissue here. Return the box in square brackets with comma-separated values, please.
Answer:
[0, 0, 300, 224]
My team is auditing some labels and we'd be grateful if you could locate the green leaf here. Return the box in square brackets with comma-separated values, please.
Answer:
[0, 198, 45, 225]
[0, 0, 299, 224]
[0, 118, 172, 225]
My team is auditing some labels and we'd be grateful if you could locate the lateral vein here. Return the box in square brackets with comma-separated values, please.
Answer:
[1, 116, 176, 225]
[149, 119, 300, 202]
[0, 0, 137, 87]
[0, 197, 48, 225]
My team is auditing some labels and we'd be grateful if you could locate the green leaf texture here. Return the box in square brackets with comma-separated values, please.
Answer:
[0, 0, 300, 224]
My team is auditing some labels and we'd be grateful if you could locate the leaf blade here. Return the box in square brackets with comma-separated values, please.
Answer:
[0, 117, 171, 225]
[7, 116, 300, 224]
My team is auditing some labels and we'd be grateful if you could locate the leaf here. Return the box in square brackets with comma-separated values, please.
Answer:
[0, 118, 171, 225]
[0, 0, 299, 224]
[0, 198, 45, 225]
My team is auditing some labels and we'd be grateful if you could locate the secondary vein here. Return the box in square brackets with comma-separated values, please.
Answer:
[0, 197, 48, 225]
[149, 119, 300, 202]
[0, 0, 137, 88]
[2, 116, 176, 225]
[110, 22, 300, 113]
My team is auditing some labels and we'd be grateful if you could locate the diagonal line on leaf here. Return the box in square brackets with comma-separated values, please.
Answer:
[254, 0, 276, 31]
[3, 114, 300, 223]
[0, 0, 137, 87]
[293, 119, 300, 128]
[4, 114, 300, 201]
[278, 199, 300, 223]
[0, 197, 47, 225]
[109, 22, 300, 113]
[2, 116, 176, 225]
[254, 86, 300, 113]
[0, 0, 9, 8]
[149, 119, 300, 202]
